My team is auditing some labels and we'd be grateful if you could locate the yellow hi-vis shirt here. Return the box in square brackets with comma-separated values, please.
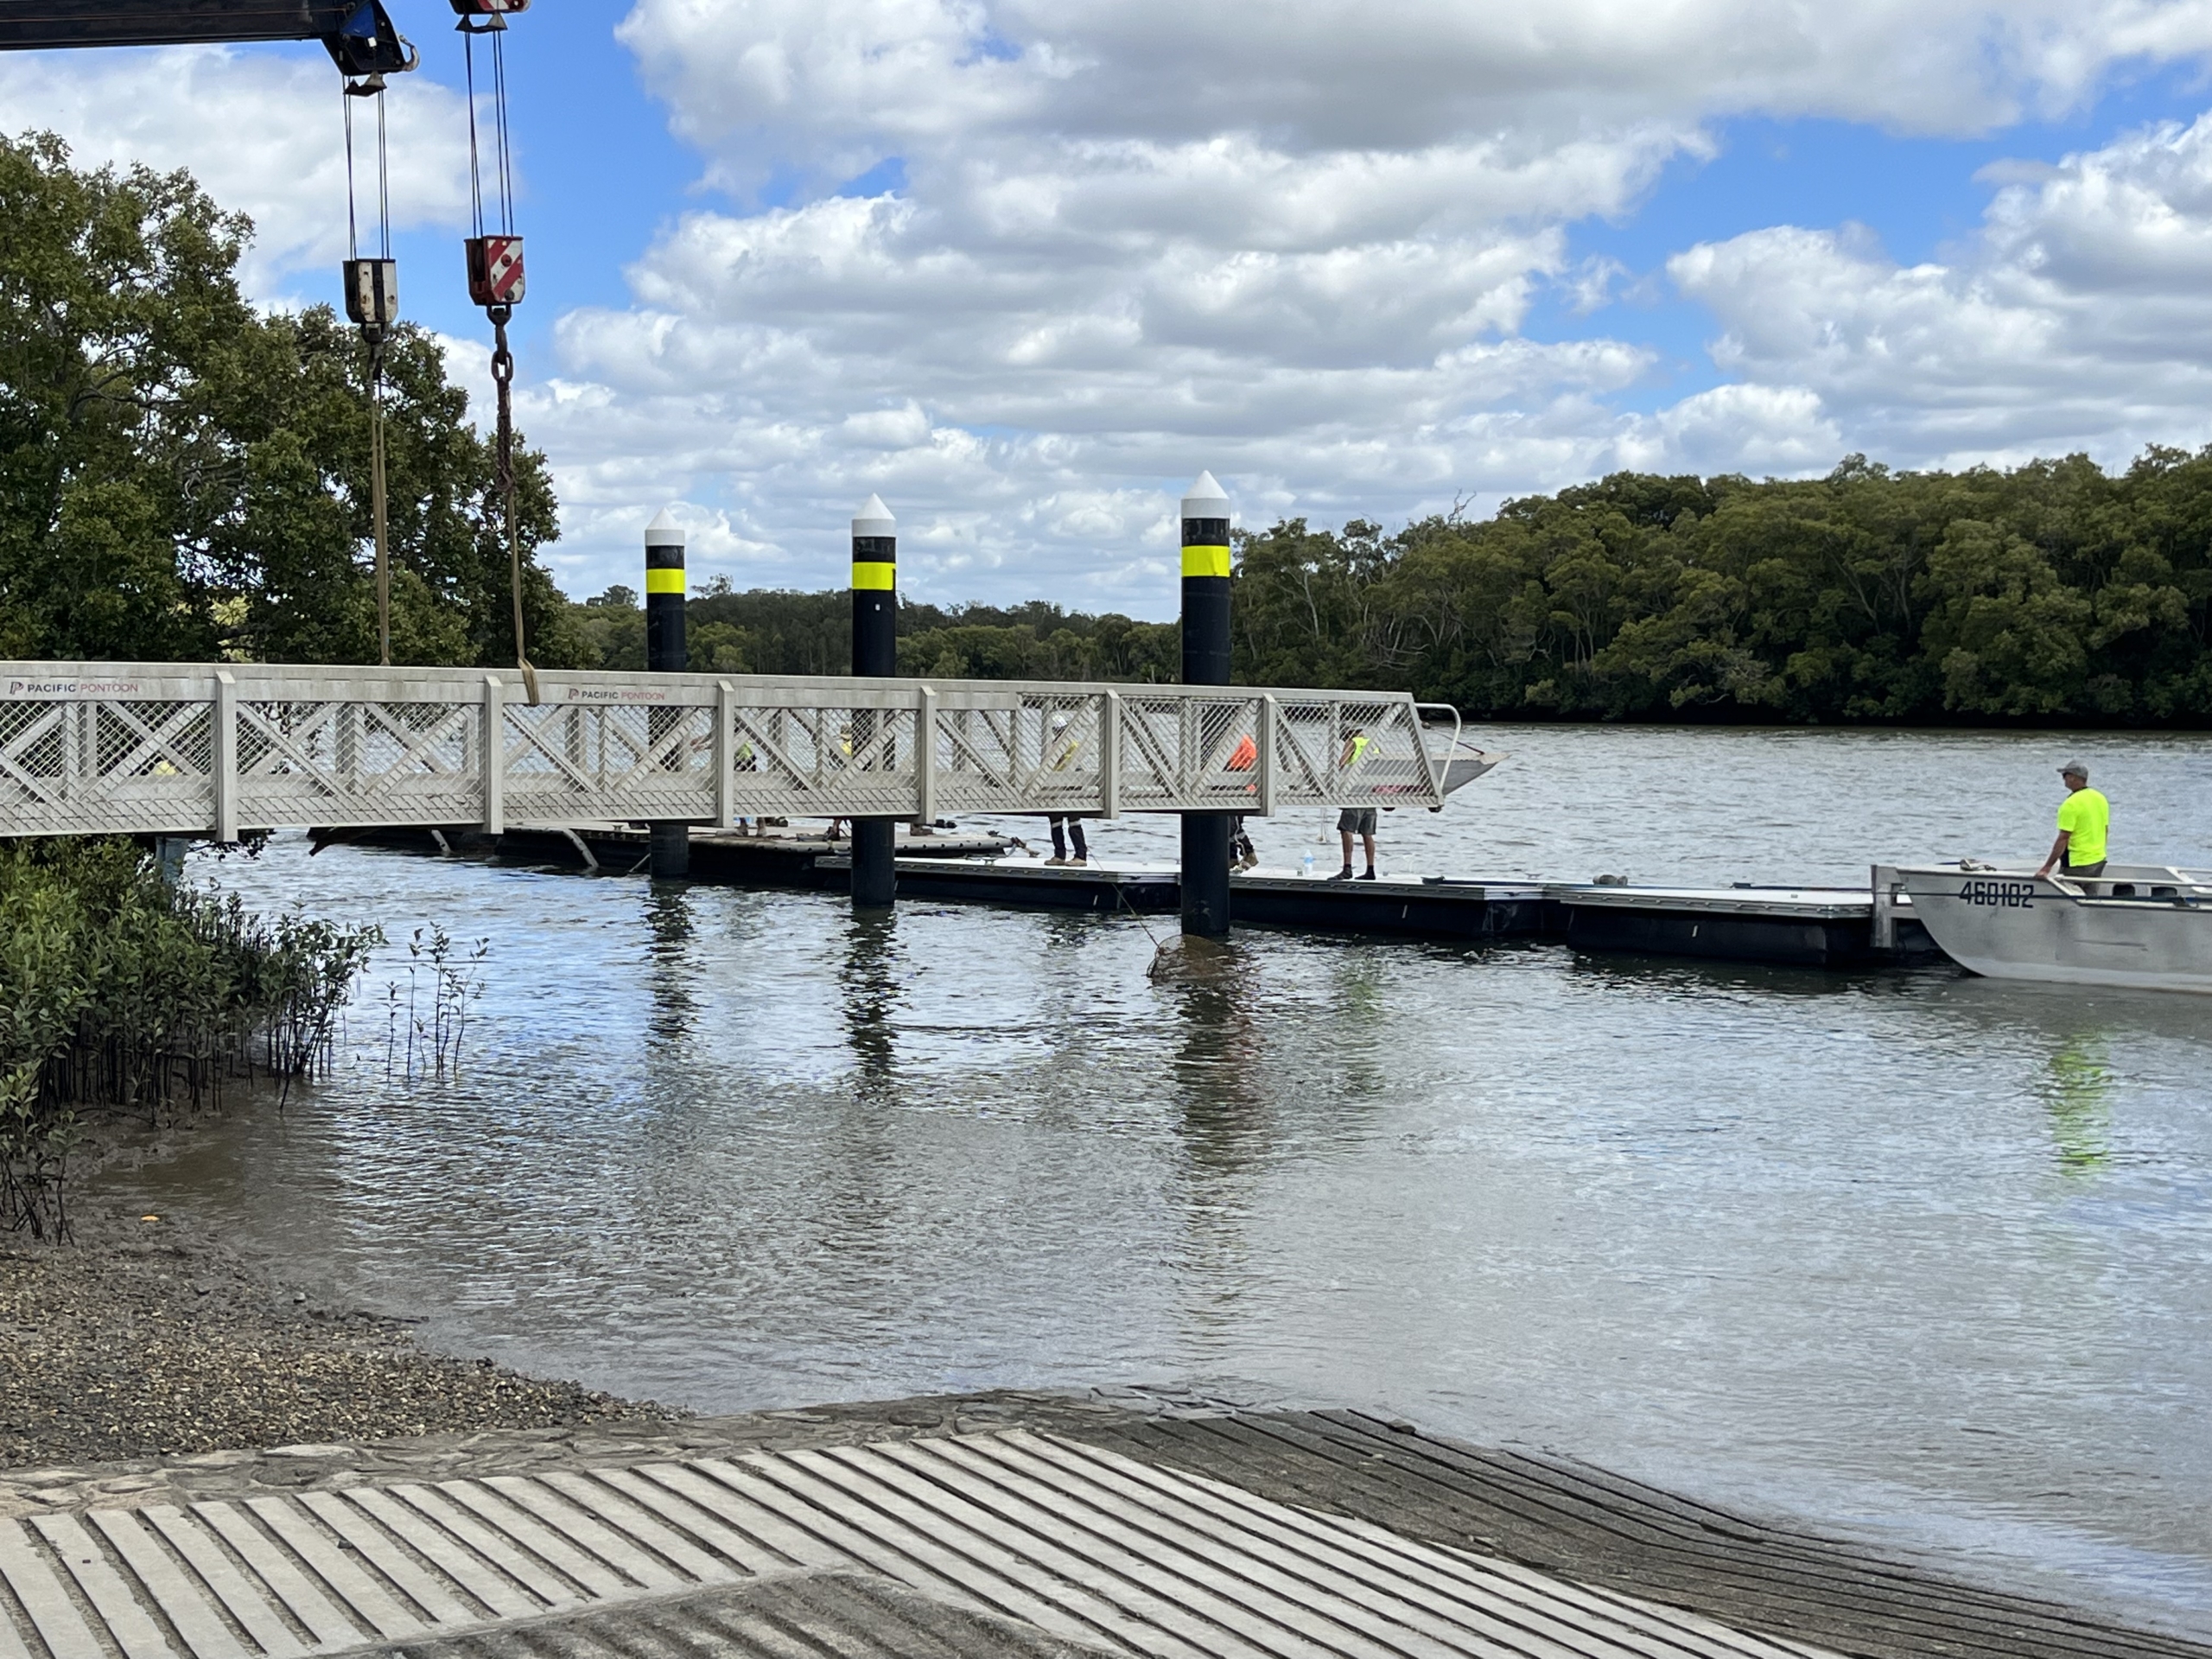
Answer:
[2056, 786, 2110, 865]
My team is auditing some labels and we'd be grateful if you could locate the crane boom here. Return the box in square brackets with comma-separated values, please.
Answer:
[0, 0, 415, 75]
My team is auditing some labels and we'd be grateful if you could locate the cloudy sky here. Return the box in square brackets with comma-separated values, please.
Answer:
[10, 2, 2212, 613]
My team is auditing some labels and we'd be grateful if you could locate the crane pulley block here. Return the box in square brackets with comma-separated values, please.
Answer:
[465, 236, 526, 309]
[327, 0, 416, 79]
[343, 259, 399, 333]
[453, 0, 530, 31]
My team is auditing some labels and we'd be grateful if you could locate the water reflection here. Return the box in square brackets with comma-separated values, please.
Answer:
[1326, 954, 1391, 1104]
[838, 910, 902, 1096]
[2038, 1035, 2115, 1175]
[1166, 946, 1268, 1176]
[644, 886, 698, 1044]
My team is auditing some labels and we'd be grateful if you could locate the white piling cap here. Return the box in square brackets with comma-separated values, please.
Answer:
[644, 507, 685, 547]
[853, 493, 896, 537]
[1180, 471, 1230, 517]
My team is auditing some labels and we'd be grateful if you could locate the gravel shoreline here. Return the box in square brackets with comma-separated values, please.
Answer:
[0, 1192, 674, 1471]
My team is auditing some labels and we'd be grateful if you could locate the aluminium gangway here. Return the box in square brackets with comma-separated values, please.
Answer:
[0, 663, 1457, 841]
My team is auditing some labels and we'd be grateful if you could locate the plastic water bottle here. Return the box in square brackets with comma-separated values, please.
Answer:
[1301, 852, 1315, 877]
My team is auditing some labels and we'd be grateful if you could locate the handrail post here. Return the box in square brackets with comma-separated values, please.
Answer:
[1256, 695, 1278, 816]
[1870, 863, 1900, 953]
[482, 674, 505, 836]
[212, 670, 238, 843]
[1412, 699, 1459, 804]
[715, 679, 735, 827]
[1100, 690, 1122, 818]
[916, 685, 938, 824]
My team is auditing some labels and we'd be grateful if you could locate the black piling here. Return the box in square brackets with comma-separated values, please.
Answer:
[851, 493, 897, 910]
[645, 508, 690, 880]
[1179, 472, 1232, 938]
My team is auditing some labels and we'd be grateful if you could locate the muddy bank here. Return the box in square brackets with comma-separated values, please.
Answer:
[0, 1195, 671, 1472]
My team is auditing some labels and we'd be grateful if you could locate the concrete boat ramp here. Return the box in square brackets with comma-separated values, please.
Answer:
[0, 1395, 2196, 1659]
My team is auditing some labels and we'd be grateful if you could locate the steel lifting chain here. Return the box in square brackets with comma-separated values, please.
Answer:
[487, 303, 535, 704]
[460, 0, 537, 703]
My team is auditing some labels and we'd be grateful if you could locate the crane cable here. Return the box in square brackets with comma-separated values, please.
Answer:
[341, 77, 394, 665]
[462, 15, 538, 704]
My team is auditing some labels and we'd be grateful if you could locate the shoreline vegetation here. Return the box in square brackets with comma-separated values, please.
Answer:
[0, 842, 666, 1468]
[0, 839, 376, 1239]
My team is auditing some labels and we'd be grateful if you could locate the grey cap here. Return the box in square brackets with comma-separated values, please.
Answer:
[2059, 760, 2090, 779]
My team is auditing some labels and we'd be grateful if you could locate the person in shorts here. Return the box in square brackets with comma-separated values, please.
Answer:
[1043, 712, 1089, 864]
[1331, 725, 1377, 880]
[1332, 806, 1377, 880]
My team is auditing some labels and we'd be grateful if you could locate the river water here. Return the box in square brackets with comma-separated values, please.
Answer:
[99, 724, 2212, 1632]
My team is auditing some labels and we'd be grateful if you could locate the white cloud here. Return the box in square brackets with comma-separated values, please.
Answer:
[621, 0, 2212, 165]
[522, 0, 2212, 607]
[0, 45, 470, 296]
[1668, 112, 2212, 468]
[17, 4, 2212, 608]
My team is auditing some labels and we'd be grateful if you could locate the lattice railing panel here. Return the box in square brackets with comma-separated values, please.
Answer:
[236, 701, 485, 829]
[0, 699, 217, 834]
[928, 695, 1105, 815]
[0, 664, 1446, 837]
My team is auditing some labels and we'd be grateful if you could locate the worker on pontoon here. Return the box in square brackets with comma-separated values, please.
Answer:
[1225, 732, 1258, 868]
[1044, 712, 1089, 865]
[1331, 726, 1377, 881]
[2035, 761, 2110, 880]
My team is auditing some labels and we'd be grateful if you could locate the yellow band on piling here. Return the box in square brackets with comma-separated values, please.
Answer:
[645, 568, 686, 594]
[1181, 544, 1231, 579]
[852, 561, 896, 590]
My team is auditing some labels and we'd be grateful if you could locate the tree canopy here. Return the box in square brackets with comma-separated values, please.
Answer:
[0, 131, 582, 668]
[13, 130, 2210, 724]
[1230, 456, 2212, 724]
[567, 583, 1180, 684]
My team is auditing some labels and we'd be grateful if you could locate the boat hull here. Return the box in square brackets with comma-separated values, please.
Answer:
[1895, 864, 2212, 994]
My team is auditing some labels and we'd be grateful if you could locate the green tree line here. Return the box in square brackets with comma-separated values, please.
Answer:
[568, 582, 1180, 683]
[14, 133, 2211, 725]
[1231, 457, 2212, 724]
[1, 132, 581, 668]
[567, 449, 2212, 726]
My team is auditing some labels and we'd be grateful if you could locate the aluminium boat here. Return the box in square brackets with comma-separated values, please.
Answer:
[1891, 861, 2212, 993]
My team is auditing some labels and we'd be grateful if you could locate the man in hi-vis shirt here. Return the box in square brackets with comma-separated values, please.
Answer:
[2036, 760, 2110, 880]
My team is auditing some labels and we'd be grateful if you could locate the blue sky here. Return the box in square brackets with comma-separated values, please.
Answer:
[11, 2, 2212, 613]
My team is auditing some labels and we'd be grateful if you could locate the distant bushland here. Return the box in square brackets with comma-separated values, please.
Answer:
[568, 452, 2212, 727]
[10, 135, 2207, 725]
[1229, 454, 2212, 726]
[567, 582, 1180, 685]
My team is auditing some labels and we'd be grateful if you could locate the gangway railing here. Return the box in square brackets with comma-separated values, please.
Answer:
[0, 664, 1452, 841]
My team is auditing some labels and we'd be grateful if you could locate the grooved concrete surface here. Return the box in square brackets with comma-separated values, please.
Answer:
[1070, 1413, 2212, 1659]
[1, 1428, 1839, 1659]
